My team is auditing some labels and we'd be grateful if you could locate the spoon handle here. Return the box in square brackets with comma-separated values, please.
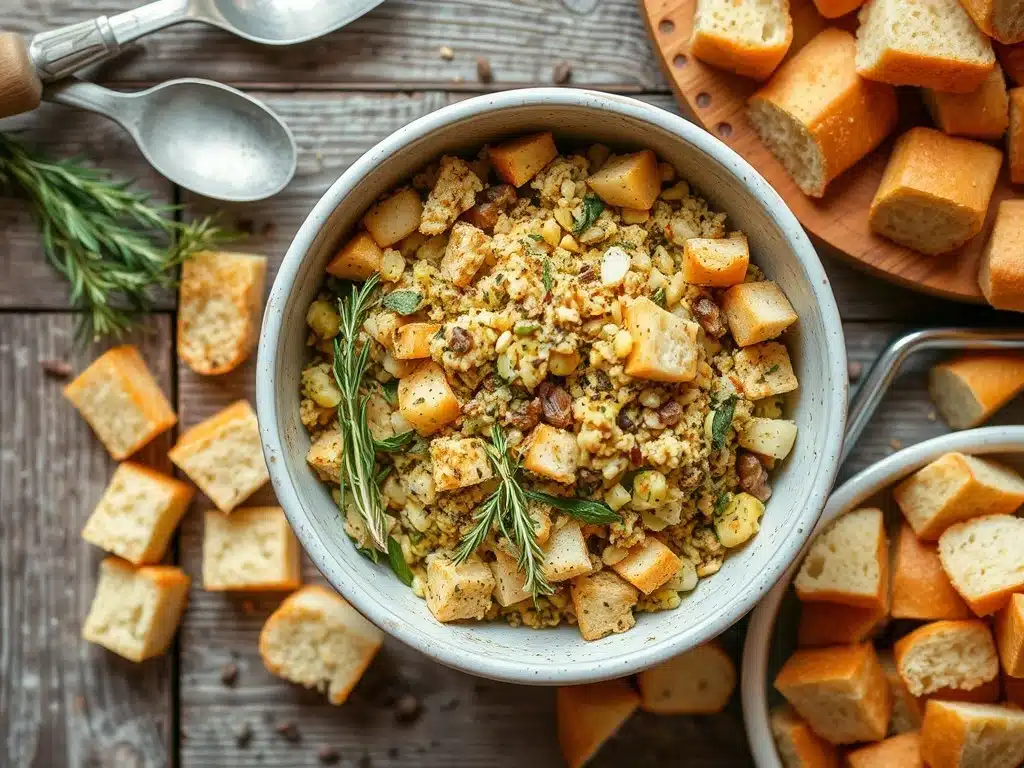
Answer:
[43, 79, 145, 135]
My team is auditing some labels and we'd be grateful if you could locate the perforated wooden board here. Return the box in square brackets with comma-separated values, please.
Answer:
[639, 0, 1016, 303]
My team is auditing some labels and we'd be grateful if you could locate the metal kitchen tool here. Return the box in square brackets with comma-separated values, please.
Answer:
[43, 77, 297, 201]
[843, 327, 1024, 464]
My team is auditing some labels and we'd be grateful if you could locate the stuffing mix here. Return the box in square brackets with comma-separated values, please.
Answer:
[299, 132, 800, 640]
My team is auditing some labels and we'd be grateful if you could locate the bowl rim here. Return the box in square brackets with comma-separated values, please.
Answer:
[256, 87, 848, 685]
[741, 425, 1024, 767]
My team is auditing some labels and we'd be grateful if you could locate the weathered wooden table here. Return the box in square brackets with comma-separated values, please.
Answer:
[2, 2, 1022, 766]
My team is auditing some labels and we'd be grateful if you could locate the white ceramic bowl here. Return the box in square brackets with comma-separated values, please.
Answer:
[742, 425, 1024, 767]
[256, 88, 847, 685]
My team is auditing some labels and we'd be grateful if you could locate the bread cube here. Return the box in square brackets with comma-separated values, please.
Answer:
[769, 706, 840, 768]
[556, 679, 640, 768]
[892, 522, 970, 620]
[397, 361, 461, 436]
[923, 67, 1009, 140]
[363, 310, 410, 352]
[541, 519, 592, 583]
[202, 507, 301, 591]
[733, 342, 799, 400]
[738, 417, 798, 460]
[326, 231, 384, 280]
[425, 554, 495, 622]
[714, 492, 765, 548]
[795, 507, 888, 611]
[797, 601, 886, 648]
[419, 155, 483, 235]
[639, 643, 736, 714]
[586, 149, 661, 210]
[428, 436, 493, 493]
[306, 430, 342, 484]
[259, 585, 382, 705]
[570, 570, 639, 641]
[64, 345, 177, 460]
[846, 732, 922, 768]
[391, 322, 440, 361]
[691, 0, 793, 79]
[489, 548, 530, 607]
[979, 200, 1024, 313]
[362, 187, 423, 247]
[774, 643, 891, 744]
[879, 650, 924, 734]
[893, 452, 1024, 541]
[1010, 88, 1024, 183]
[939, 514, 1024, 616]
[868, 127, 1001, 255]
[489, 132, 558, 187]
[522, 423, 578, 484]
[722, 280, 798, 347]
[82, 557, 190, 662]
[920, 701, 1024, 768]
[610, 537, 680, 594]
[623, 296, 700, 383]
[168, 400, 269, 513]
[996, 593, 1024, 677]
[894, 620, 999, 696]
[681, 235, 749, 286]
[930, 351, 1024, 428]
[960, 0, 1024, 44]
[440, 221, 492, 288]
[82, 461, 194, 565]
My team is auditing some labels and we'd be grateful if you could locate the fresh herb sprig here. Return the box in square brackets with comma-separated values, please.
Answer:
[525, 490, 620, 524]
[0, 133, 235, 341]
[711, 395, 737, 450]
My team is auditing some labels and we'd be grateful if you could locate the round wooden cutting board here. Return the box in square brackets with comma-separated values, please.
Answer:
[639, 0, 1014, 303]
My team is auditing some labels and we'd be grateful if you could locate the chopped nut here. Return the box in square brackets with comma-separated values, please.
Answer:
[394, 693, 422, 724]
[439, 45, 455, 60]
[553, 61, 573, 85]
[737, 452, 771, 502]
[234, 721, 253, 749]
[219, 662, 239, 687]
[448, 326, 473, 355]
[41, 359, 73, 379]
[657, 400, 684, 427]
[616, 409, 636, 432]
[538, 381, 573, 429]
[476, 56, 493, 83]
[577, 467, 603, 495]
[318, 746, 342, 765]
[692, 296, 727, 338]
[275, 721, 301, 743]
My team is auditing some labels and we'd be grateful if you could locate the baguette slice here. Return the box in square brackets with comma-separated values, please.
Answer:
[929, 352, 1024, 429]
[769, 704, 840, 768]
[995, 593, 1024, 678]
[960, 0, 1024, 44]
[894, 620, 999, 697]
[891, 523, 970, 620]
[637, 643, 735, 714]
[846, 732, 923, 768]
[855, 0, 996, 93]
[797, 600, 887, 648]
[922, 67, 1009, 140]
[794, 507, 888, 611]
[748, 28, 898, 198]
[979, 199, 1024, 313]
[556, 679, 640, 768]
[920, 700, 1024, 768]
[893, 452, 1024, 541]
[690, 0, 793, 81]
[939, 514, 1024, 615]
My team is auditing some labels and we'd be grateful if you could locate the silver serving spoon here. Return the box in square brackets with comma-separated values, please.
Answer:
[29, 0, 386, 82]
[44, 78, 297, 201]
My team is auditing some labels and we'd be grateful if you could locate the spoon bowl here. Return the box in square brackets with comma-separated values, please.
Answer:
[200, 0, 386, 45]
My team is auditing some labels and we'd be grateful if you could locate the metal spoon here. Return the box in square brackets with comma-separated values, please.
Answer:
[29, 0, 386, 82]
[44, 78, 297, 202]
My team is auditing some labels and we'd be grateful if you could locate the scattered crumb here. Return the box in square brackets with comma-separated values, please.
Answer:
[476, 57, 493, 83]
[439, 45, 454, 60]
[261, 221, 277, 238]
[890, 438, 902, 450]
[220, 662, 239, 687]
[927, 410, 937, 421]
[394, 693, 422, 724]
[318, 745, 341, 765]
[276, 720, 301, 743]
[847, 360, 863, 381]
[234, 721, 253, 749]
[452, 75, 465, 84]
[41, 359, 73, 379]
[553, 61, 572, 85]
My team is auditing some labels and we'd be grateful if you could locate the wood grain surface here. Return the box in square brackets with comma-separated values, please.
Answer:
[639, 0, 1010, 303]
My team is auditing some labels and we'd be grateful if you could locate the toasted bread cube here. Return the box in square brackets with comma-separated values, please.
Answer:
[64, 345, 177, 460]
[722, 281, 798, 347]
[892, 523, 970, 620]
[769, 705, 841, 768]
[939, 514, 1024, 616]
[623, 296, 700, 383]
[178, 250, 267, 376]
[542, 519, 592, 583]
[82, 462, 194, 565]
[522, 423, 578, 484]
[202, 507, 301, 591]
[556, 679, 640, 768]
[639, 643, 736, 714]
[392, 322, 441, 360]
[259, 585, 382, 705]
[733, 342, 799, 400]
[691, 0, 793, 78]
[610, 537, 681, 594]
[425, 553, 495, 622]
[846, 732, 922, 768]
[929, 351, 1024, 429]
[489, 548, 530, 607]
[362, 188, 423, 247]
[979, 199, 1024, 313]
[429, 436, 493, 493]
[774, 643, 892, 745]
[440, 221, 492, 288]
[397, 361, 461, 436]
[326, 231, 384, 280]
[894, 620, 999, 697]
[798, 601, 887, 648]
[306, 430, 342, 484]
[82, 557, 190, 662]
[920, 700, 1024, 768]
[489, 132, 558, 187]
[363, 310, 410, 353]
[420, 155, 483, 235]
[168, 400, 269, 513]
[586, 149, 661, 210]
[894, 452, 1024, 541]
[570, 570, 639, 641]
[738, 417, 798, 460]
[923, 67, 1009, 140]
[714, 492, 765, 548]
[996, 594, 1024, 677]
[682, 235, 750, 286]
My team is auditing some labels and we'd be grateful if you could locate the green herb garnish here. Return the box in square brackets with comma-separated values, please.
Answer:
[373, 430, 416, 453]
[765, 364, 780, 375]
[542, 259, 553, 294]
[357, 546, 382, 564]
[652, 287, 667, 308]
[381, 289, 422, 315]
[514, 321, 539, 336]
[525, 491, 620, 524]
[387, 536, 415, 586]
[713, 491, 732, 517]
[527, 233, 544, 242]
[380, 379, 399, 406]
[711, 396, 737, 450]
[573, 192, 604, 234]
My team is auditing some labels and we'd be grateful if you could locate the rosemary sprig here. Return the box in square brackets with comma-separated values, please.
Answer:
[454, 424, 553, 600]
[331, 274, 390, 552]
[0, 133, 235, 341]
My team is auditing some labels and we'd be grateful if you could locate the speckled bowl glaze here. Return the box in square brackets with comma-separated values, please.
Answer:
[256, 88, 847, 686]
[742, 426, 1024, 767]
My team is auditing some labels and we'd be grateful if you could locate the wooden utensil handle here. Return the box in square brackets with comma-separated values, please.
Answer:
[0, 32, 43, 118]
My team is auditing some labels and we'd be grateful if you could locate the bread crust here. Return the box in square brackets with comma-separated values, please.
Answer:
[923, 67, 1009, 140]
[960, 0, 1024, 44]
[996, 593, 1024, 677]
[939, 515, 1024, 615]
[691, 26, 793, 81]
[811, 0, 865, 18]
[980, 199, 1024, 312]
[637, 643, 735, 714]
[996, 40, 1024, 84]
[797, 600, 887, 647]
[769, 705, 840, 768]
[846, 732, 922, 768]
[921, 700, 1024, 768]
[891, 523, 970, 620]
[556, 679, 640, 768]
[894, 620, 999, 697]
[930, 352, 1024, 428]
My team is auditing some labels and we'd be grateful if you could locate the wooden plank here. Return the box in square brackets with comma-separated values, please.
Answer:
[0, 104, 174, 311]
[0, 313, 176, 768]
